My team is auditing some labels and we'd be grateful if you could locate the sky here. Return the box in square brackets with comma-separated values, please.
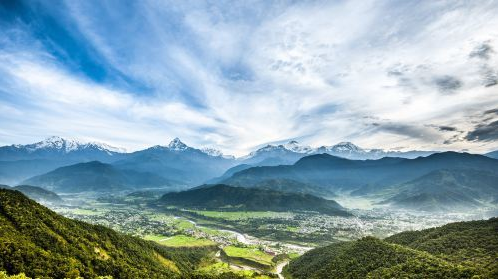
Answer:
[0, 0, 497, 156]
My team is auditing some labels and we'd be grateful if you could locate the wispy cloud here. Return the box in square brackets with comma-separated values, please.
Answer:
[1, 0, 498, 155]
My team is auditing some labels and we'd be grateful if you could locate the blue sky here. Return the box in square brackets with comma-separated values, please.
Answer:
[1, 0, 498, 155]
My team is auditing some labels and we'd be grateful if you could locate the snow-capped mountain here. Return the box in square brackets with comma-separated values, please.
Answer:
[200, 147, 235, 159]
[0, 136, 435, 186]
[22, 136, 126, 154]
[0, 136, 128, 184]
[113, 138, 238, 186]
[283, 140, 314, 154]
[167, 137, 189, 151]
[315, 142, 369, 159]
[148, 138, 234, 158]
[242, 140, 435, 162]
[241, 142, 307, 165]
[0, 136, 126, 161]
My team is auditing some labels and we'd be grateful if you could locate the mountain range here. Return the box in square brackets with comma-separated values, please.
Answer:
[225, 152, 498, 189]
[224, 152, 498, 211]
[0, 136, 439, 185]
[1, 137, 497, 213]
[0, 136, 126, 184]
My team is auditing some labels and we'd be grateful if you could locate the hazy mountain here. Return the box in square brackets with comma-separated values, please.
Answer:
[0, 159, 70, 185]
[380, 169, 498, 211]
[285, 218, 498, 278]
[113, 138, 237, 185]
[0, 188, 216, 278]
[23, 161, 174, 193]
[225, 152, 498, 195]
[485, 150, 498, 159]
[12, 185, 63, 204]
[158, 184, 350, 216]
[314, 142, 434, 160]
[0, 184, 62, 204]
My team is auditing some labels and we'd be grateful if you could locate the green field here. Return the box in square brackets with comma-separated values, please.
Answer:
[191, 210, 292, 220]
[196, 262, 272, 278]
[145, 234, 216, 247]
[223, 246, 274, 266]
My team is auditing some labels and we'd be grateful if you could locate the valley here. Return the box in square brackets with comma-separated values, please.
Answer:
[47, 191, 497, 277]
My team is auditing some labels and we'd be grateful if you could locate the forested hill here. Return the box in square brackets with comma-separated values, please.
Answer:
[0, 189, 218, 279]
[284, 218, 498, 279]
[159, 184, 350, 216]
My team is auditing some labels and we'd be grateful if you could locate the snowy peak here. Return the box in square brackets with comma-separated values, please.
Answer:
[201, 147, 223, 157]
[16, 136, 125, 154]
[201, 147, 235, 159]
[28, 136, 78, 152]
[330, 142, 364, 153]
[283, 140, 313, 154]
[167, 137, 189, 151]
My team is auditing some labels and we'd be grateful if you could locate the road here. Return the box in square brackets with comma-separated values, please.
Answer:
[276, 260, 289, 279]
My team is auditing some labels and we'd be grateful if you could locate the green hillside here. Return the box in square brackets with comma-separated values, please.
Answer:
[285, 218, 498, 278]
[0, 189, 224, 278]
[385, 218, 498, 275]
[159, 184, 350, 216]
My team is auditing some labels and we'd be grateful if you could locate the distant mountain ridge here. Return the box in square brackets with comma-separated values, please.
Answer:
[224, 152, 498, 203]
[486, 150, 498, 159]
[380, 169, 498, 211]
[243, 140, 435, 163]
[1, 136, 494, 192]
[23, 161, 175, 193]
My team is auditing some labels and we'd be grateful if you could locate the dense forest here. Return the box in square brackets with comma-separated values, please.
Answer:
[0, 189, 245, 279]
[284, 218, 498, 278]
[159, 184, 350, 216]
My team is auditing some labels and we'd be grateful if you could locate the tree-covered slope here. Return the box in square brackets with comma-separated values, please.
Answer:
[285, 218, 498, 279]
[0, 189, 214, 279]
[385, 218, 498, 276]
[159, 184, 350, 216]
